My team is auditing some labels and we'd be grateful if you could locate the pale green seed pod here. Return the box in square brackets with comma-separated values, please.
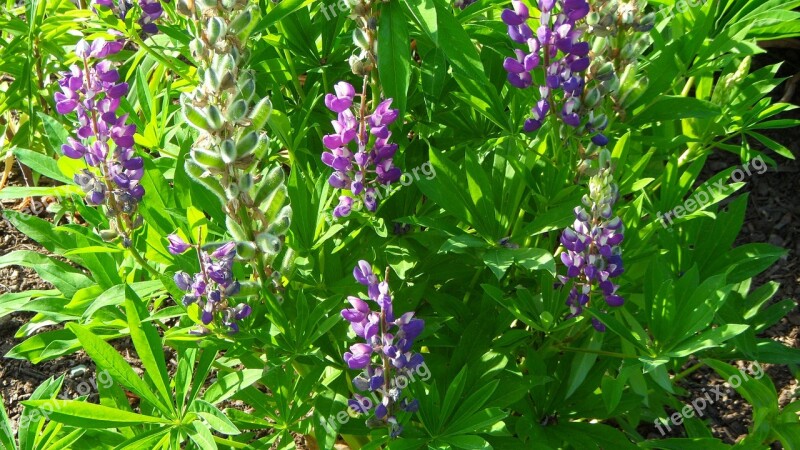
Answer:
[254, 166, 285, 206]
[594, 61, 615, 81]
[235, 241, 258, 260]
[268, 204, 292, 235]
[584, 88, 601, 109]
[248, 97, 272, 130]
[352, 28, 370, 51]
[252, 134, 270, 159]
[206, 17, 227, 47]
[236, 131, 259, 159]
[218, 71, 235, 91]
[183, 104, 212, 131]
[227, 99, 249, 123]
[255, 232, 282, 256]
[185, 160, 227, 202]
[598, 148, 612, 169]
[590, 113, 609, 131]
[222, 217, 246, 243]
[237, 77, 256, 104]
[239, 173, 254, 192]
[621, 43, 637, 61]
[220, 139, 237, 164]
[220, 0, 237, 10]
[191, 148, 226, 169]
[206, 105, 224, 130]
[260, 184, 288, 224]
[226, 182, 240, 200]
[189, 38, 204, 59]
[204, 67, 220, 92]
[618, 64, 637, 92]
[229, 8, 252, 36]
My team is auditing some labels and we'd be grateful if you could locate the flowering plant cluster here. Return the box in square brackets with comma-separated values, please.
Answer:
[169, 237, 251, 335]
[342, 261, 424, 437]
[54, 37, 146, 245]
[93, 0, 163, 36]
[3, 0, 799, 449]
[323, 82, 401, 218]
[557, 159, 624, 331]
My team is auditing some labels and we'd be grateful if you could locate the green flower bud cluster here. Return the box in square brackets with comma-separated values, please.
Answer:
[587, 0, 655, 37]
[177, 0, 292, 292]
[584, 149, 620, 215]
[711, 56, 751, 106]
[346, 0, 378, 76]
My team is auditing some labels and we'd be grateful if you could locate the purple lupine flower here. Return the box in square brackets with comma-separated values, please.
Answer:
[341, 260, 425, 437]
[502, 0, 606, 144]
[93, 0, 162, 37]
[138, 0, 163, 36]
[54, 38, 147, 219]
[167, 234, 192, 255]
[322, 81, 402, 218]
[172, 243, 249, 334]
[557, 169, 624, 331]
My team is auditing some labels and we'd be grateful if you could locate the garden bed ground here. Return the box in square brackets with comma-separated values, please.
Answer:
[1, 48, 799, 446]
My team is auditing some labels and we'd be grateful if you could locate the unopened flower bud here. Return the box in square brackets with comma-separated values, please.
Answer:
[100, 229, 119, 241]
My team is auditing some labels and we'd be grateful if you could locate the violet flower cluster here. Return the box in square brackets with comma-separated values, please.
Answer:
[323, 81, 402, 218]
[169, 236, 252, 334]
[55, 38, 146, 233]
[557, 167, 624, 331]
[502, 0, 608, 145]
[341, 261, 424, 437]
[93, 0, 163, 36]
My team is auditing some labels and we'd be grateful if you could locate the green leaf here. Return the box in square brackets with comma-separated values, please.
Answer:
[0, 250, 93, 298]
[203, 369, 263, 405]
[82, 280, 164, 319]
[188, 420, 218, 450]
[191, 400, 241, 435]
[36, 112, 69, 156]
[378, 0, 410, 118]
[667, 324, 749, 357]
[12, 147, 72, 183]
[630, 96, 721, 126]
[21, 400, 169, 428]
[66, 323, 173, 417]
[123, 286, 173, 412]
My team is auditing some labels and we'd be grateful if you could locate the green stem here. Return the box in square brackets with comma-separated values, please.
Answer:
[673, 361, 705, 383]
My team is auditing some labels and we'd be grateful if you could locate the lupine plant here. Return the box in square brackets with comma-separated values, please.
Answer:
[1, 0, 800, 449]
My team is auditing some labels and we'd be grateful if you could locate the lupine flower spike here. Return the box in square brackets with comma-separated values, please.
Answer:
[502, 0, 611, 146]
[323, 81, 401, 218]
[169, 237, 252, 335]
[341, 261, 425, 437]
[55, 37, 146, 246]
[557, 154, 624, 331]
